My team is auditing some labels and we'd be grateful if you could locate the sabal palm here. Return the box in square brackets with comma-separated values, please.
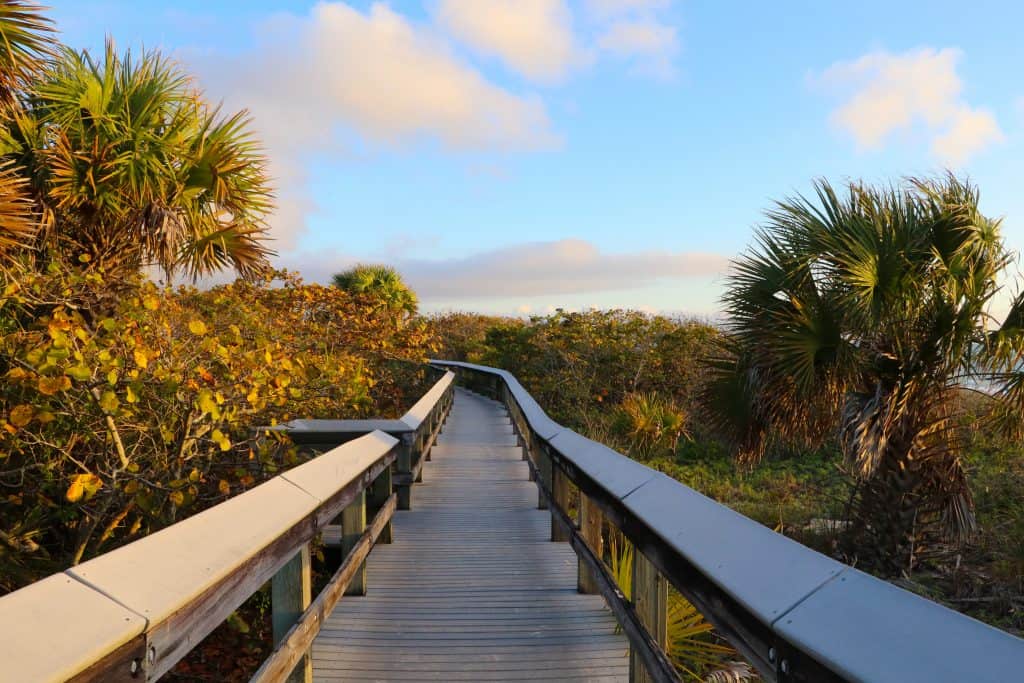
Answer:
[0, 1, 54, 257]
[705, 175, 1024, 574]
[332, 264, 418, 315]
[3, 40, 274, 280]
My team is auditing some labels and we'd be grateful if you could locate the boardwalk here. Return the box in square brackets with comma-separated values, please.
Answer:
[312, 388, 629, 681]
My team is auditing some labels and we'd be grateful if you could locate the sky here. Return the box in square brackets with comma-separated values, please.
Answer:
[45, 1, 1024, 317]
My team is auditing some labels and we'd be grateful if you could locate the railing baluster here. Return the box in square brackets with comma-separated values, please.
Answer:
[271, 545, 313, 683]
[551, 464, 571, 542]
[578, 493, 602, 594]
[341, 491, 367, 595]
[537, 444, 551, 510]
[630, 550, 668, 683]
[368, 465, 393, 544]
[396, 433, 414, 510]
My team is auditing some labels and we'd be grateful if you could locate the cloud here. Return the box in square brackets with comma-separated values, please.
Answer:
[585, 0, 671, 19]
[816, 47, 1003, 165]
[193, 2, 557, 250]
[596, 19, 678, 78]
[585, 0, 678, 78]
[288, 238, 727, 299]
[436, 0, 589, 83]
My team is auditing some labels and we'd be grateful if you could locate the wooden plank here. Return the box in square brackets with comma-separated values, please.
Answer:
[252, 494, 396, 683]
[630, 550, 668, 683]
[526, 444, 679, 683]
[0, 572, 147, 683]
[551, 463, 571, 542]
[272, 545, 312, 683]
[579, 492, 603, 594]
[368, 465, 393, 544]
[341, 491, 367, 595]
[312, 388, 628, 681]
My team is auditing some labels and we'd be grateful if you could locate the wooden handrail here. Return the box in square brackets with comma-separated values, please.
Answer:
[0, 370, 456, 683]
[431, 359, 1024, 683]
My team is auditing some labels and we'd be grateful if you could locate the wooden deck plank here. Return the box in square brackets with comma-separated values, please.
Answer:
[312, 388, 628, 681]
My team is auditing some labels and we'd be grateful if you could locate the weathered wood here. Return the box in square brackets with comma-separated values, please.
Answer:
[523, 433, 679, 683]
[537, 445, 551, 510]
[396, 433, 414, 510]
[252, 494, 396, 683]
[579, 492, 603, 594]
[272, 545, 312, 683]
[551, 463, 571, 542]
[313, 389, 627, 681]
[368, 466, 393, 544]
[341, 491, 367, 596]
[631, 550, 668, 683]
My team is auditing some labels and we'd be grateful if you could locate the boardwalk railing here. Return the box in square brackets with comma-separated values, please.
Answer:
[0, 371, 455, 683]
[432, 360, 1024, 683]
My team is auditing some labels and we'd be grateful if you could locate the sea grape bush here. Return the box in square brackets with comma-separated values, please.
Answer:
[0, 268, 435, 592]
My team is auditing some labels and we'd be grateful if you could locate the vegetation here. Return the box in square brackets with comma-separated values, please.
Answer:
[332, 263, 418, 316]
[705, 175, 1024, 575]
[0, 6, 434, 679]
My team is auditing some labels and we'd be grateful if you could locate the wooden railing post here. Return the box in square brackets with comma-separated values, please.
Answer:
[396, 432, 414, 510]
[578, 494, 603, 594]
[630, 550, 668, 683]
[551, 464, 571, 542]
[415, 431, 425, 483]
[341, 491, 367, 596]
[368, 467, 392, 544]
[272, 545, 313, 683]
[537, 444, 551, 510]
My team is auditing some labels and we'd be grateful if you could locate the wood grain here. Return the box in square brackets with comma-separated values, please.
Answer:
[312, 389, 629, 681]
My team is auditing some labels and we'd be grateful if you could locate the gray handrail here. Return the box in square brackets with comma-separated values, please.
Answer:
[431, 359, 1024, 683]
[0, 432, 398, 682]
[0, 370, 457, 682]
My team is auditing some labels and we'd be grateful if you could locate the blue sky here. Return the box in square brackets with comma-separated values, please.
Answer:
[46, 1, 1024, 316]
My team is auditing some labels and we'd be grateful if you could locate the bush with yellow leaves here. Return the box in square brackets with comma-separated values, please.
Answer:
[0, 267, 436, 592]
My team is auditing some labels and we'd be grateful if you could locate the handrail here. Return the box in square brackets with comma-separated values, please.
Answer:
[277, 371, 456, 509]
[431, 359, 1024, 683]
[0, 370, 456, 682]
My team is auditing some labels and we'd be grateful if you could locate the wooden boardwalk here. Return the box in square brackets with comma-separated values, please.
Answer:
[312, 388, 629, 681]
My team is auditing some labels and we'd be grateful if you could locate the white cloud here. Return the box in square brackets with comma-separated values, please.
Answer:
[585, 0, 678, 78]
[436, 0, 589, 83]
[288, 238, 727, 299]
[585, 0, 671, 19]
[816, 47, 1004, 165]
[596, 19, 678, 78]
[193, 2, 557, 250]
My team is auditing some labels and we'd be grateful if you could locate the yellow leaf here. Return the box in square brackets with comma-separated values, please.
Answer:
[188, 320, 208, 336]
[188, 468, 200, 483]
[9, 405, 34, 427]
[264, 349, 273, 365]
[142, 295, 160, 311]
[66, 473, 101, 502]
[99, 390, 119, 414]
[218, 479, 231, 495]
[107, 369, 118, 385]
[38, 375, 71, 396]
[197, 390, 219, 418]
[212, 429, 231, 452]
[66, 480, 84, 502]
[36, 410, 55, 424]
[169, 490, 184, 506]
[126, 385, 138, 403]
[67, 364, 92, 381]
[133, 348, 149, 369]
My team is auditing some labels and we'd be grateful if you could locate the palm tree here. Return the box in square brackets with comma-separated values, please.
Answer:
[332, 264, 418, 316]
[0, 1, 54, 261]
[2, 39, 274, 280]
[704, 175, 1024, 575]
